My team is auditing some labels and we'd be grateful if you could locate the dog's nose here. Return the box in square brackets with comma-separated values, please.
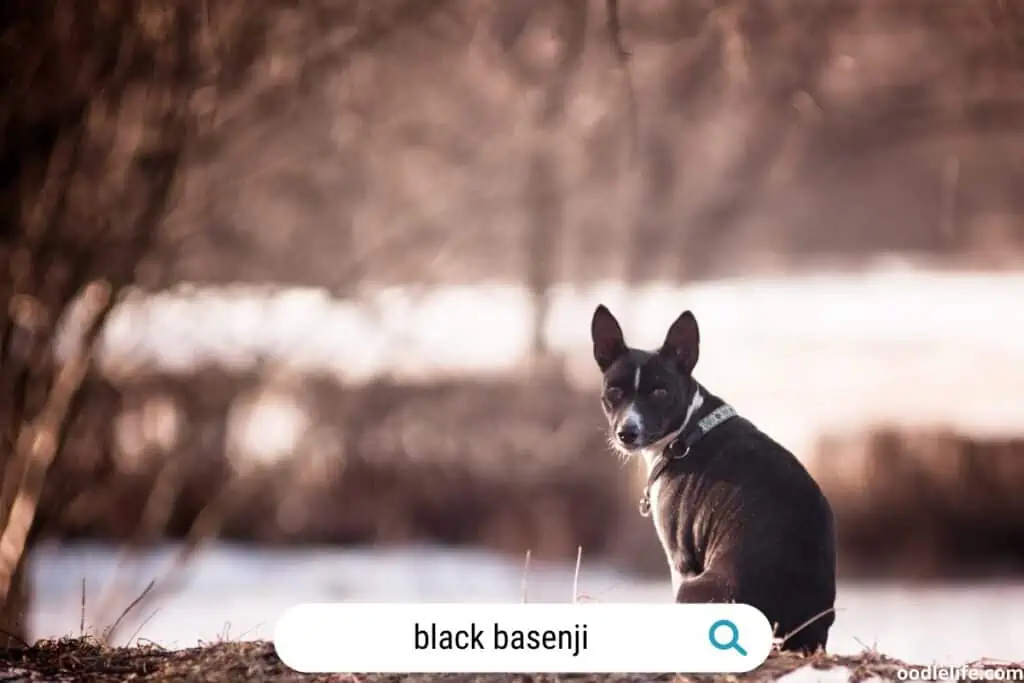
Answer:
[617, 424, 640, 446]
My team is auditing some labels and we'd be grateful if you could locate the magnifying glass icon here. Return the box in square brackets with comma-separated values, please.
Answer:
[708, 619, 748, 656]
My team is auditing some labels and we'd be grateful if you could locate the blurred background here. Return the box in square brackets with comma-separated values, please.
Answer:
[2, 0, 1024, 667]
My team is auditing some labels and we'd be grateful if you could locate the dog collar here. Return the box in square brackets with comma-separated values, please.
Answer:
[638, 403, 738, 517]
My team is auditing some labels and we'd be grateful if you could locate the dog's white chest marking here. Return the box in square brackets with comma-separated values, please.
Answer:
[669, 566, 686, 596]
[643, 472, 678, 583]
[643, 474, 682, 597]
[641, 387, 704, 597]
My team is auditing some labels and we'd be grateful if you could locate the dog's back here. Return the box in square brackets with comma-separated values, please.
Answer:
[658, 407, 837, 651]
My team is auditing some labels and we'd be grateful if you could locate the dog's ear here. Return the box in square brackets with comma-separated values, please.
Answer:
[659, 310, 700, 375]
[591, 304, 627, 372]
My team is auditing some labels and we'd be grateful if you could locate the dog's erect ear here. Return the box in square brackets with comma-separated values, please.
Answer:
[591, 304, 627, 372]
[659, 310, 700, 375]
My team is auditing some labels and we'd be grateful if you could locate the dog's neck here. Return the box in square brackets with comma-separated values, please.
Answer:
[639, 383, 705, 475]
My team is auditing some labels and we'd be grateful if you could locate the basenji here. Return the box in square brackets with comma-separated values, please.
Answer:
[590, 304, 837, 653]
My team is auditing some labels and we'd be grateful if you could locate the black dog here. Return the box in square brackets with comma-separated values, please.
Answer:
[590, 304, 837, 653]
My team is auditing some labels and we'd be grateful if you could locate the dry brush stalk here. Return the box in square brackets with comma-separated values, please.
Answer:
[98, 467, 275, 644]
[0, 281, 112, 603]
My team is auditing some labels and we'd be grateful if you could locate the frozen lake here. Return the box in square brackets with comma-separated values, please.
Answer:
[29, 542, 1024, 666]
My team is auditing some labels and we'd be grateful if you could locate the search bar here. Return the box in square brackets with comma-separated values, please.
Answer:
[274, 603, 775, 673]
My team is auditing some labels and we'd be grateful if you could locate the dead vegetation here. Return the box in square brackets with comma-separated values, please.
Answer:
[1, 638, 1020, 683]
[3, 551, 1019, 682]
[1, 0, 520, 645]
[0, 638, 304, 683]
[33, 373, 1024, 580]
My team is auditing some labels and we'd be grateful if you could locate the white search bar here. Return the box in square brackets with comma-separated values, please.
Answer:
[274, 603, 775, 674]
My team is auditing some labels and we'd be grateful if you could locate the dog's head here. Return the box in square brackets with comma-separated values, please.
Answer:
[590, 304, 702, 456]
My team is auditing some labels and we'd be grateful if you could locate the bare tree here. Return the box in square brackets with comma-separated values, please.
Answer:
[497, 0, 589, 366]
[0, 0, 197, 644]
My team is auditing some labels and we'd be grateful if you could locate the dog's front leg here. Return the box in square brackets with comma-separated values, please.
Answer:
[666, 552, 699, 599]
[669, 564, 700, 599]
[674, 571, 734, 604]
[669, 567, 687, 597]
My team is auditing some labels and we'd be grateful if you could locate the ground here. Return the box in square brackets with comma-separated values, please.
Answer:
[0, 639, 973, 682]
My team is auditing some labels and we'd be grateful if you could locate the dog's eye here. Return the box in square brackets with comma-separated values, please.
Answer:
[652, 388, 668, 399]
[605, 387, 624, 402]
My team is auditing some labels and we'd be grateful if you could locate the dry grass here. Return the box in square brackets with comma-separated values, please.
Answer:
[0, 638, 306, 682]
[0, 638, 951, 682]
[4, 640, 1016, 682]
[5, 554, 1021, 681]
